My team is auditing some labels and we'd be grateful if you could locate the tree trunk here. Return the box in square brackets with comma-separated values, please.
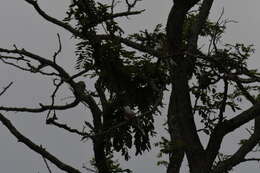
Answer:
[166, 1, 207, 173]
[167, 91, 184, 173]
[93, 137, 111, 173]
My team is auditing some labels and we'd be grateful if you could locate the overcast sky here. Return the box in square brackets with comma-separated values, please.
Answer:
[0, 0, 260, 173]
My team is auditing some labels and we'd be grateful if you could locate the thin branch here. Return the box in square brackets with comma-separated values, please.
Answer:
[46, 79, 64, 119]
[53, 33, 62, 64]
[0, 99, 80, 113]
[235, 81, 256, 105]
[1, 57, 58, 77]
[111, 0, 116, 14]
[46, 117, 91, 138]
[0, 82, 13, 97]
[110, 10, 144, 19]
[0, 57, 33, 72]
[90, 10, 144, 28]
[0, 54, 29, 62]
[208, 8, 225, 55]
[0, 113, 81, 173]
[26, 63, 59, 76]
[0, 47, 71, 80]
[125, 0, 142, 12]
[71, 69, 91, 80]
[0, 47, 102, 123]
[24, 0, 143, 39]
[226, 73, 260, 84]
[242, 158, 260, 162]
[97, 34, 163, 58]
[24, 0, 80, 36]
[42, 156, 53, 173]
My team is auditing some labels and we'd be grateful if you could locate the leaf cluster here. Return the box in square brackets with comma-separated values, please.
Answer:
[64, 0, 169, 162]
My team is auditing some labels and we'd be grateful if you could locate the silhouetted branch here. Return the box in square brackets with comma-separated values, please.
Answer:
[97, 34, 163, 58]
[0, 82, 13, 97]
[53, 33, 62, 63]
[210, 80, 260, 173]
[242, 158, 260, 162]
[125, 0, 142, 12]
[42, 156, 53, 173]
[24, 0, 80, 36]
[46, 117, 92, 138]
[46, 79, 64, 119]
[0, 99, 80, 113]
[210, 131, 260, 173]
[0, 47, 101, 122]
[0, 113, 81, 173]
[0, 47, 71, 80]
[71, 69, 91, 79]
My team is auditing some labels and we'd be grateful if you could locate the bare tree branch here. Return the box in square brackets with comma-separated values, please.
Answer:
[46, 79, 64, 119]
[24, 0, 80, 36]
[71, 69, 91, 80]
[242, 158, 260, 162]
[46, 117, 91, 138]
[0, 47, 71, 80]
[0, 99, 80, 113]
[125, 0, 142, 12]
[0, 47, 102, 124]
[24, 0, 143, 39]
[93, 10, 145, 26]
[0, 113, 81, 173]
[0, 82, 13, 97]
[53, 33, 62, 64]
[222, 103, 260, 133]
[42, 156, 53, 173]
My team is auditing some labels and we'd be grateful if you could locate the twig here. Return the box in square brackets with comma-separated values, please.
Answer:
[71, 69, 91, 79]
[0, 47, 71, 80]
[111, 0, 116, 14]
[0, 82, 13, 97]
[125, 0, 141, 12]
[46, 118, 92, 138]
[47, 79, 64, 119]
[53, 33, 62, 64]
[42, 156, 53, 173]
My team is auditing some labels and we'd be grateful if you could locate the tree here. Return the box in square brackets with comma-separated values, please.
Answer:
[0, 0, 260, 173]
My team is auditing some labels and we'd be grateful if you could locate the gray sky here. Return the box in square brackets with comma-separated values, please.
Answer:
[0, 0, 260, 173]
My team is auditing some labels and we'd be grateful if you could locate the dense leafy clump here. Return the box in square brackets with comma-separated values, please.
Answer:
[64, 0, 169, 160]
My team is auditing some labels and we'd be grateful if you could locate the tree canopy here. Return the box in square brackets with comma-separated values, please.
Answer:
[1, 0, 260, 173]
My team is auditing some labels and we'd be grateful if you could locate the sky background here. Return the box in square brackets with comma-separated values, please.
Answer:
[0, 0, 260, 173]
